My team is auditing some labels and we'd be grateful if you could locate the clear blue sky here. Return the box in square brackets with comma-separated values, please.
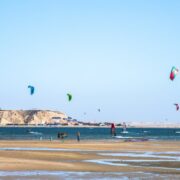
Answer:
[0, 0, 180, 123]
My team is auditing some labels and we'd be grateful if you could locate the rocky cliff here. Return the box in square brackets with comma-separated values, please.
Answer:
[0, 110, 68, 125]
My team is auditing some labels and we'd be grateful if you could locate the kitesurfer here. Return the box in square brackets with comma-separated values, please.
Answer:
[111, 123, 116, 136]
[77, 131, 80, 142]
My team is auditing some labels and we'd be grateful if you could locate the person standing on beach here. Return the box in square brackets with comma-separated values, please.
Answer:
[77, 131, 80, 142]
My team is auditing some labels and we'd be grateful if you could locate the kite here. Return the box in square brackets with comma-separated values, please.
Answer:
[28, 85, 35, 95]
[174, 103, 179, 111]
[98, 109, 101, 112]
[170, 66, 179, 81]
[67, 93, 72, 101]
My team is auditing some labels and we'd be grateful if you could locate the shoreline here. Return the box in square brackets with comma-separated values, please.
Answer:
[0, 125, 180, 128]
[0, 140, 179, 179]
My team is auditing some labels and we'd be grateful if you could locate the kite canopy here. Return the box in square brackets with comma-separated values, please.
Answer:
[67, 93, 72, 101]
[170, 66, 179, 81]
[98, 108, 101, 112]
[174, 103, 179, 111]
[28, 85, 35, 95]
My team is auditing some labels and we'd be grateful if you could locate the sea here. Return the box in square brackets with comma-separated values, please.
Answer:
[0, 127, 180, 140]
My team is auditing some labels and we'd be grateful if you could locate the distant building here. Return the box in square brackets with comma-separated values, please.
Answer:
[52, 117, 61, 120]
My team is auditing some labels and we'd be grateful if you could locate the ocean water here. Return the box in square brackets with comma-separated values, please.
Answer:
[0, 127, 180, 140]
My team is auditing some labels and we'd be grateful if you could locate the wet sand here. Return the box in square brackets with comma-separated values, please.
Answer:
[0, 140, 180, 179]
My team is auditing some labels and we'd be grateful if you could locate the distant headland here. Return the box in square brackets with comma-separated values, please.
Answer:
[0, 110, 180, 128]
[0, 110, 114, 127]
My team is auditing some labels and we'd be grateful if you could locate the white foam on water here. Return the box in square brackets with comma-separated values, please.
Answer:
[29, 131, 43, 135]
[114, 136, 134, 139]
[98, 152, 180, 160]
[121, 131, 129, 134]
[155, 151, 180, 155]
[85, 159, 180, 171]
[124, 151, 180, 155]
[85, 159, 129, 167]
[87, 151, 180, 171]
[117, 159, 179, 162]
[0, 171, 139, 180]
[0, 171, 179, 180]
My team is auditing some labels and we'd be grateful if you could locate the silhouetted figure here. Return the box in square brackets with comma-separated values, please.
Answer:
[57, 132, 67, 142]
[77, 131, 80, 142]
[57, 132, 61, 139]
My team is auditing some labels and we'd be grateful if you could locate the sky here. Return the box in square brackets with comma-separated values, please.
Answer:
[0, 0, 180, 123]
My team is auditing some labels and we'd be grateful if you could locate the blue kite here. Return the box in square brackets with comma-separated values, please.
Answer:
[28, 85, 35, 95]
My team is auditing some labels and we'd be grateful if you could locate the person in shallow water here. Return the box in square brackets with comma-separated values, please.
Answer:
[111, 123, 116, 136]
[77, 131, 80, 142]
[57, 132, 67, 141]
[57, 132, 61, 139]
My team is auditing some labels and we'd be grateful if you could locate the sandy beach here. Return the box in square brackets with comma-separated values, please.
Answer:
[0, 140, 180, 179]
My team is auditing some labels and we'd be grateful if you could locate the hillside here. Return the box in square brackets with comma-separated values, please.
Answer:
[0, 110, 68, 125]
